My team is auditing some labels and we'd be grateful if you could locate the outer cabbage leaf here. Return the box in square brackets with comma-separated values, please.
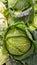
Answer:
[0, 46, 9, 65]
[8, 0, 32, 11]
[0, 1, 6, 13]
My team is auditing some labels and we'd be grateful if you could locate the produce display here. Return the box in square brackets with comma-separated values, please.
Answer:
[0, 0, 37, 65]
